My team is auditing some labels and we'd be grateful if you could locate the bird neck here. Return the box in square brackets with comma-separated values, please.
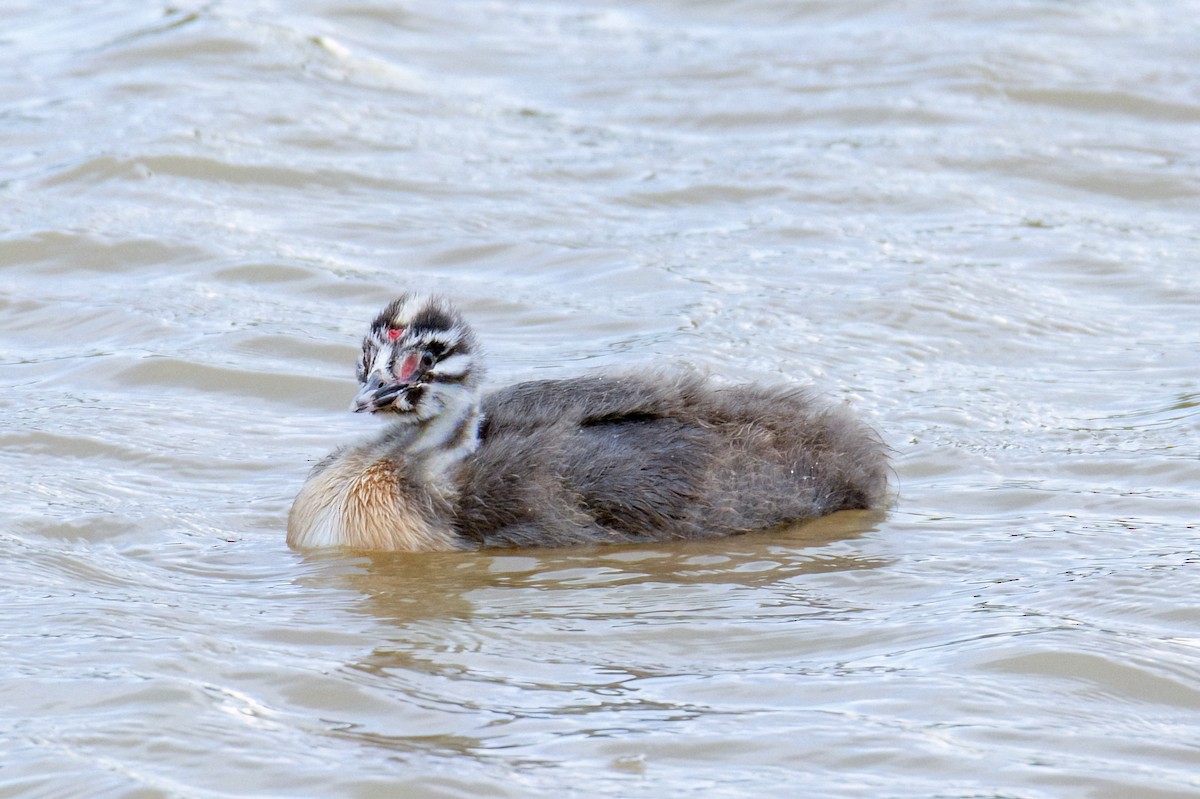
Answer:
[398, 386, 483, 480]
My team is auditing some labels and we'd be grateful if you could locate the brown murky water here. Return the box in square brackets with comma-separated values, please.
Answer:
[2, 2, 1198, 797]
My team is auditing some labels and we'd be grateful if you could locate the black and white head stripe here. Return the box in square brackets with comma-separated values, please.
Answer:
[358, 294, 481, 391]
[371, 295, 474, 351]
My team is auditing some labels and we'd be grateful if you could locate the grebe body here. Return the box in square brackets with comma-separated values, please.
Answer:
[287, 295, 887, 551]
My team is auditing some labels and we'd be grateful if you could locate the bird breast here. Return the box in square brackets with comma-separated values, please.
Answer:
[286, 448, 462, 551]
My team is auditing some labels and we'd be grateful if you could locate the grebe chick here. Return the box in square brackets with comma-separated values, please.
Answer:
[287, 294, 887, 551]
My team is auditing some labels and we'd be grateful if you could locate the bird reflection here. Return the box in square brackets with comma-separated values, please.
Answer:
[296, 507, 889, 629]
[288, 509, 889, 763]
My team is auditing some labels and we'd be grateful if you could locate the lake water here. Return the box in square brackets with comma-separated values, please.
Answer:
[2, 1, 1198, 797]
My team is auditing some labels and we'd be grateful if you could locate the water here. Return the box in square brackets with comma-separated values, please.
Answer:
[2, 1, 1198, 797]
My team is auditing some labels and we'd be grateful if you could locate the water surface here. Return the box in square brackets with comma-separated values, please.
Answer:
[2, 1, 1198, 797]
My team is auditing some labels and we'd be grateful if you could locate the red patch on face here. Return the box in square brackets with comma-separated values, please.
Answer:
[396, 352, 421, 382]
[386, 327, 404, 341]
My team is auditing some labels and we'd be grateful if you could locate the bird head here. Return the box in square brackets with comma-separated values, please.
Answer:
[352, 294, 481, 421]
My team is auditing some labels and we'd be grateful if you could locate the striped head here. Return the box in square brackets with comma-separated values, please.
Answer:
[352, 294, 481, 422]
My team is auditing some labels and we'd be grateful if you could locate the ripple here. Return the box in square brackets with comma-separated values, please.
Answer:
[3, 0, 1199, 797]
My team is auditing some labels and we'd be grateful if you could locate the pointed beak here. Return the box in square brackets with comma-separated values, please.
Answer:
[352, 373, 402, 414]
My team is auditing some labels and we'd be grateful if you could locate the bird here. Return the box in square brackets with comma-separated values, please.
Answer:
[287, 294, 888, 551]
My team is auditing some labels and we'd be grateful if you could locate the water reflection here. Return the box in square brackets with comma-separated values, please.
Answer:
[283, 512, 895, 770]
[302, 509, 889, 626]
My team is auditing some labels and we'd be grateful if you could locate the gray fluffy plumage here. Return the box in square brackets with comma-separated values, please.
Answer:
[288, 294, 888, 551]
[453, 371, 887, 548]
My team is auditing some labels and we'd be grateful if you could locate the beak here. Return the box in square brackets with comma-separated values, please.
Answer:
[352, 373, 403, 414]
